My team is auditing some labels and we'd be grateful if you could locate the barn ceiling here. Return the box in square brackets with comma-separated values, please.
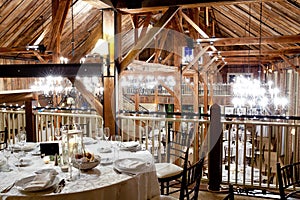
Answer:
[0, 0, 299, 70]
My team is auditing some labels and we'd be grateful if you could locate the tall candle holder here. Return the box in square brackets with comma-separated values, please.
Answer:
[61, 128, 83, 181]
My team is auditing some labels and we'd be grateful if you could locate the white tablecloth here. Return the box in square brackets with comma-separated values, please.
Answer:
[0, 140, 160, 200]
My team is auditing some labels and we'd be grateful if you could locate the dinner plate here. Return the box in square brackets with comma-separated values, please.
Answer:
[13, 142, 38, 151]
[35, 168, 59, 176]
[15, 175, 59, 192]
[0, 158, 5, 166]
[14, 158, 32, 167]
[101, 158, 113, 165]
[98, 147, 112, 153]
[114, 158, 148, 174]
[83, 137, 97, 145]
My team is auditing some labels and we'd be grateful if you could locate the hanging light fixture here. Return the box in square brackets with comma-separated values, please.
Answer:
[231, 2, 288, 115]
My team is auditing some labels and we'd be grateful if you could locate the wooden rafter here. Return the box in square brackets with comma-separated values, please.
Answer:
[279, 54, 298, 71]
[182, 45, 212, 73]
[196, 35, 300, 46]
[48, 0, 72, 62]
[119, 6, 180, 73]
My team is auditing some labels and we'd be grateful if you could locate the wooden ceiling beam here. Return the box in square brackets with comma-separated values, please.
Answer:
[48, 0, 72, 62]
[119, 0, 281, 14]
[207, 47, 300, 56]
[197, 35, 300, 46]
[279, 54, 298, 71]
[119, 6, 180, 73]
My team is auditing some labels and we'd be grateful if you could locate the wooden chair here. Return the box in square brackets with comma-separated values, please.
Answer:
[159, 156, 205, 200]
[276, 162, 300, 199]
[155, 129, 193, 195]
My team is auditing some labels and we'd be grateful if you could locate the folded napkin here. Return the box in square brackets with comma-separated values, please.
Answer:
[118, 159, 145, 170]
[24, 172, 53, 191]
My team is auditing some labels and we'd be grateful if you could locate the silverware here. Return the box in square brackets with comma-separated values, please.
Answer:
[1, 182, 15, 193]
[54, 179, 65, 193]
[113, 168, 135, 176]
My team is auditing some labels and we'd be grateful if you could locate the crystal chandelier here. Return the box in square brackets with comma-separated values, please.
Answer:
[231, 76, 288, 115]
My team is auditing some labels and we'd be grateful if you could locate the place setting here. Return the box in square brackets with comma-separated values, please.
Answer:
[3, 169, 62, 195]
[113, 157, 151, 175]
[119, 141, 141, 152]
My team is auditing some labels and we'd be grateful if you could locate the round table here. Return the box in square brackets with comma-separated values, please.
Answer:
[0, 140, 160, 200]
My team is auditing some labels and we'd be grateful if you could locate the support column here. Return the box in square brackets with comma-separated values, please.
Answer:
[208, 103, 222, 191]
[25, 100, 35, 142]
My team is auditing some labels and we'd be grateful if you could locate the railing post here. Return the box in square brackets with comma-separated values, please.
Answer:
[25, 100, 36, 142]
[208, 103, 222, 191]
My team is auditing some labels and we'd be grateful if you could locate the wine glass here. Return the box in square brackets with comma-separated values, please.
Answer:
[55, 128, 62, 140]
[95, 127, 104, 143]
[2, 147, 11, 171]
[103, 127, 110, 142]
[18, 130, 27, 152]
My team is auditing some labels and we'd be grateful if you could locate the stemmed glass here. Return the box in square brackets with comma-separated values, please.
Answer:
[55, 128, 62, 141]
[2, 147, 11, 171]
[103, 127, 110, 142]
[17, 130, 26, 155]
[95, 127, 104, 143]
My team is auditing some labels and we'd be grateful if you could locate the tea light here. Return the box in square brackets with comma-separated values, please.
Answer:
[43, 156, 50, 164]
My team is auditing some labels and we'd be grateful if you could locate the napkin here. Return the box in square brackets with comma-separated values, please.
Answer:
[24, 172, 52, 191]
[118, 159, 145, 169]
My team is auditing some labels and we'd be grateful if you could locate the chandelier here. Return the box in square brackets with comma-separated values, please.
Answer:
[231, 76, 288, 115]
[30, 76, 104, 107]
[120, 74, 176, 93]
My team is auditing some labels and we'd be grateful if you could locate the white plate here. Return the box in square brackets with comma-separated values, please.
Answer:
[83, 137, 97, 145]
[114, 158, 148, 173]
[15, 175, 59, 192]
[101, 158, 113, 165]
[0, 159, 5, 166]
[13, 142, 37, 151]
[35, 168, 59, 175]
[98, 147, 112, 153]
[14, 159, 32, 167]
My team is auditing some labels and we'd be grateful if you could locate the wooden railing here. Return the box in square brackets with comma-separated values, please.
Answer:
[116, 112, 300, 193]
[0, 109, 103, 143]
[34, 111, 103, 142]
[1, 108, 300, 193]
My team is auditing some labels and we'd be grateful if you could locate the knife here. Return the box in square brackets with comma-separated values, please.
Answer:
[54, 179, 65, 193]
[1, 182, 15, 193]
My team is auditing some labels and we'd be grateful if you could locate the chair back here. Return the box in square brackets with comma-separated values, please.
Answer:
[179, 156, 204, 200]
[0, 129, 8, 150]
[165, 129, 193, 165]
[277, 162, 300, 199]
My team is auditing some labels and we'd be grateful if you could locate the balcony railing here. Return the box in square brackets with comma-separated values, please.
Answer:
[1, 107, 299, 194]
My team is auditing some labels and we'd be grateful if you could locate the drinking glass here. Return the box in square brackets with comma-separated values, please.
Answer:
[95, 127, 104, 143]
[2, 147, 11, 171]
[103, 127, 110, 142]
[112, 135, 122, 161]
[55, 128, 62, 140]
[17, 130, 27, 152]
